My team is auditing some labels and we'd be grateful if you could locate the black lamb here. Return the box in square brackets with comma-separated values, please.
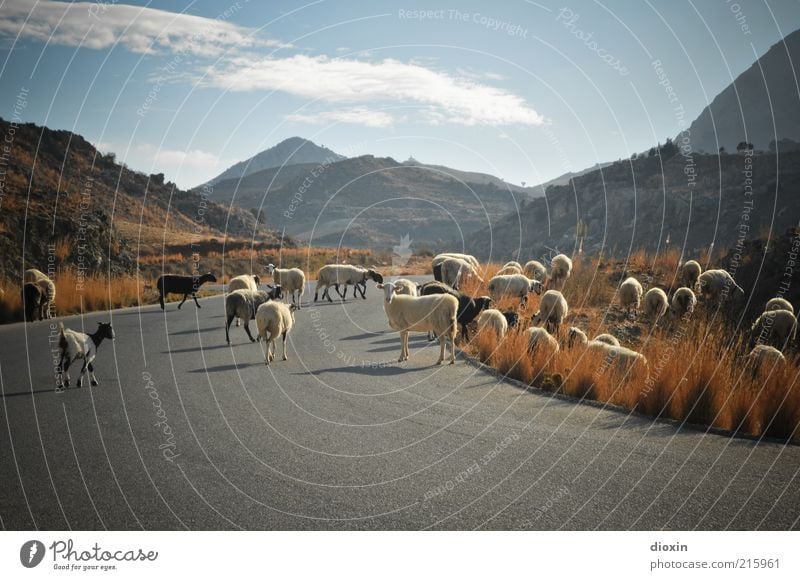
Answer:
[419, 281, 492, 341]
[157, 272, 217, 310]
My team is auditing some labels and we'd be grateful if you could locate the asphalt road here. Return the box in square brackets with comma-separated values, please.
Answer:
[1, 278, 798, 530]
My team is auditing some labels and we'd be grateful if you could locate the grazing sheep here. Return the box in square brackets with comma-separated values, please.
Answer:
[225, 287, 282, 344]
[594, 333, 620, 346]
[765, 297, 794, 314]
[618, 277, 643, 318]
[524, 327, 560, 357]
[750, 309, 797, 351]
[476, 309, 508, 339]
[670, 287, 697, 319]
[502, 261, 523, 270]
[418, 283, 491, 341]
[23, 268, 48, 284]
[496, 265, 523, 275]
[57, 322, 114, 389]
[643, 287, 669, 322]
[548, 254, 573, 290]
[680, 260, 702, 289]
[23, 269, 56, 318]
[531, 290, 568, 333]
[157, 272, 217, 310]
[567, 326, 589, 348]
[432, 253, 480, 282]
[523, 260, 547, 283]
[391, 278, 418, 296]
[227, 274, 261, 326]
[266, 264, 306, 308]
[586, 341, 648, 371]
[314, 265, 383, 302]
[487, 274, 543, 303]
[377, 282, 458, 364]
[255, 301, 296, 365]
[440, 257, 482, 290]
[695, 269, 745, 305]
[22, 283, 45, 322]
[746, 344, 786, 374]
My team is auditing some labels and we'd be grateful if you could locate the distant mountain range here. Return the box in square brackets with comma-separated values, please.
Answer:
[0, 118, 277, 279]
[203, 137, 344, 187]
[201, 154, 526, 249]
[686, 28, 800, 153]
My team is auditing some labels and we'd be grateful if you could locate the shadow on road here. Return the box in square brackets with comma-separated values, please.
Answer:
[188, 362, 262, 373]
[162, 343, 233, 354]
[296, 363, 440, 377]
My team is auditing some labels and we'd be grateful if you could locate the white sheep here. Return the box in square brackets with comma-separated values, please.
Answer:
[255, 301, 296, 365]
[643, 287, 669, 322]
[476, 309, 508, 339]
[377, 282, 458, 364]
[496, 265, 523, 275]
[314, 264, 383, 302]
[750, 309, 797, 351]
[618, 276, 643, 318]
[57, 322, 115, 389]
[765, 297, 794, 314]
[487, 273, 543, 303]
[24, 268, 55, 318]
[695, 269, 745, 305]
[531, 290, 568, 333]
[594, 333, 620, 346]
[548, 254, 573, 290]
[670, 287, 697, 319]
[227, 274, 261, 326]
[225, 288, 278, 343]
[502, 261, 523, 270]
[391, 278, 418, 296]
[680, 260, 702, 289]
[440, 257, 481, 290]
[523, 260, 547, 283]
[432, 253, 480, 270]
[524, 327, 560, 357]
[267, 264, 306, 308]
[586, 341, 648, 371]
[746, 344, 786, 373]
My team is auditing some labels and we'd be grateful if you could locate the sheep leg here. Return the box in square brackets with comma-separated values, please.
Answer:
[60, 358, 71, 388]
[436, 332, 445, 365]
[358, 283, 367, 299]
[159, 290, 165, 310]
[235, 316, 241, 327]
[427, 330, 435, 342]
[335, 284, 346, 300]
[399, 331, 409, 362]
[88, 362, 99, 386]
[282, 332, 288, 361]
[225, 315, 234, 344]
[177, 294, 188, 309]
[449, 327, 457, 364]
[192, 293, 202, 308]
[243, 320, 256, 343]
[77, 360, 88, 388]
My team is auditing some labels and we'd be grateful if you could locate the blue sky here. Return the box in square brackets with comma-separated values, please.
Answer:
[1, 0, 799, 189]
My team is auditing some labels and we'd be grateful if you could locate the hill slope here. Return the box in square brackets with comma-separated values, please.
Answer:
[0, 118, 276, 279]
[687, 28, 800, 152]
[465, 150, 800, 261]
[204, 154, 523, 249]
[204, 137, 344, 187]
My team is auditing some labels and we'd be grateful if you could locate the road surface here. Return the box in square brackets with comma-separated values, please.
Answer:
[1, 278, 798, 530]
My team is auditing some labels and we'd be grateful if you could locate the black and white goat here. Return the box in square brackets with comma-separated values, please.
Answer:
[57, 322, 115, 389]
[156, 272, 217, 310]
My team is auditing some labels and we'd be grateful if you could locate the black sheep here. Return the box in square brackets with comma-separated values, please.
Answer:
[502, 311, 520, 329]
[22, 283, 45, 321]
[157, 272, 217, 310]
[419, 282, 492, 340]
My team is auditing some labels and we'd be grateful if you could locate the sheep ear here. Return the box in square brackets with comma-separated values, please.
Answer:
[376, 283, 384, 289]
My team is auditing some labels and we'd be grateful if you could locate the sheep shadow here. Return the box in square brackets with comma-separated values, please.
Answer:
[162, 343, 233, 354]
[168, 327, 219, 335]
[294, 364, 435, 377]
[188, 362, 262, 373]
[340, 331, 388, 341]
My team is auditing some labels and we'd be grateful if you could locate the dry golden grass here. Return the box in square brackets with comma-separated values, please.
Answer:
[462, 255, 800, 442]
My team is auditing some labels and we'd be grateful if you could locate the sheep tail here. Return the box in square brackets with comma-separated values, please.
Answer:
[58, 322, 67, 350]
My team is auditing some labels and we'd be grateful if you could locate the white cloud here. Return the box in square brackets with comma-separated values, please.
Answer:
[287, 107, 394, 128]
[207, 54, 545, 127]
[0, 0, 287, 56]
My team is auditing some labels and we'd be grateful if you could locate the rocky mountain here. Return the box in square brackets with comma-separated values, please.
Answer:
[465, 149, 800, 262]
[0, 118, 276, 279]
[400, 157, 533, 195]
[686, 28, 800, 153]
[203, 137, 344, 187]
[203, 154, 523, 250]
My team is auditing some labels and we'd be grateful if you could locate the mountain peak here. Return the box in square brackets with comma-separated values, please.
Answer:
[203, 137, 345, 187]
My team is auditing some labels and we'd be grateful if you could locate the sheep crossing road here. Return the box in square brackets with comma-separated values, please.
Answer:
[1, 278, 799, 530]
